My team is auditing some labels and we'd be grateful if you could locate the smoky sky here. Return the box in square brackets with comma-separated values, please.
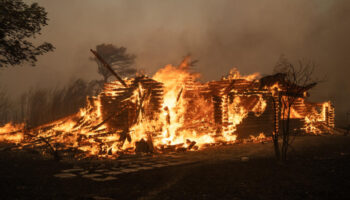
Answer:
[0, 0, 349, 123]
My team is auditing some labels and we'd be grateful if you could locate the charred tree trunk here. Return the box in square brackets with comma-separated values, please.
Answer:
[281, 104, 292, 161]
[272, 95, 281, 160]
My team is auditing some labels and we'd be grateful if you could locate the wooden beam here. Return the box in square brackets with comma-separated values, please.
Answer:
[90, 49, 127, 87]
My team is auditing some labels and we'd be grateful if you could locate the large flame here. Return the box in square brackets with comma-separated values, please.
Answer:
[0, 60, 334, 158]
[0, 123, 24, 143]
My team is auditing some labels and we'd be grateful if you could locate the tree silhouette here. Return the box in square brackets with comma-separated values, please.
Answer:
[91, 44, 136, 82]
[274, 56, 319, 161]
[0, 0, 54, 67]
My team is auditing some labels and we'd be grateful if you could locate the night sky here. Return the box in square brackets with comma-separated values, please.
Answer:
[0, 0, 349, 124]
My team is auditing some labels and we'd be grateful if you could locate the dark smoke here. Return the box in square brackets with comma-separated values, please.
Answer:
[0, 0, 349, 125]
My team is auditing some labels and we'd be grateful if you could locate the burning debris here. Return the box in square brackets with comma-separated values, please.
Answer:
[0, 53, 335, 159]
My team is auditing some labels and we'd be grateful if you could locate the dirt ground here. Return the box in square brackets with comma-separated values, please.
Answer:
[1, 135, 350, 200]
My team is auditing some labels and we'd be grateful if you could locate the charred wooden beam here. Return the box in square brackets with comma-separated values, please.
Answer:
[90, 49, 127, 87]
[176, 87, 183, 102]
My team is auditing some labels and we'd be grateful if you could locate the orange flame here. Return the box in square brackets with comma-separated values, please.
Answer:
[0, 60, 333, 158]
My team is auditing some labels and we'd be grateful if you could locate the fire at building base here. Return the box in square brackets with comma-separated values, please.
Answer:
[0, 56, 335, 159]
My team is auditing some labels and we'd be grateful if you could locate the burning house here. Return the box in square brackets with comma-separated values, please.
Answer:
[0, 53, 335, 159]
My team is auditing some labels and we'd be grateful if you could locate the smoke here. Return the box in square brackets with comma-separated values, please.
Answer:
[1, 0, 349, 125]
